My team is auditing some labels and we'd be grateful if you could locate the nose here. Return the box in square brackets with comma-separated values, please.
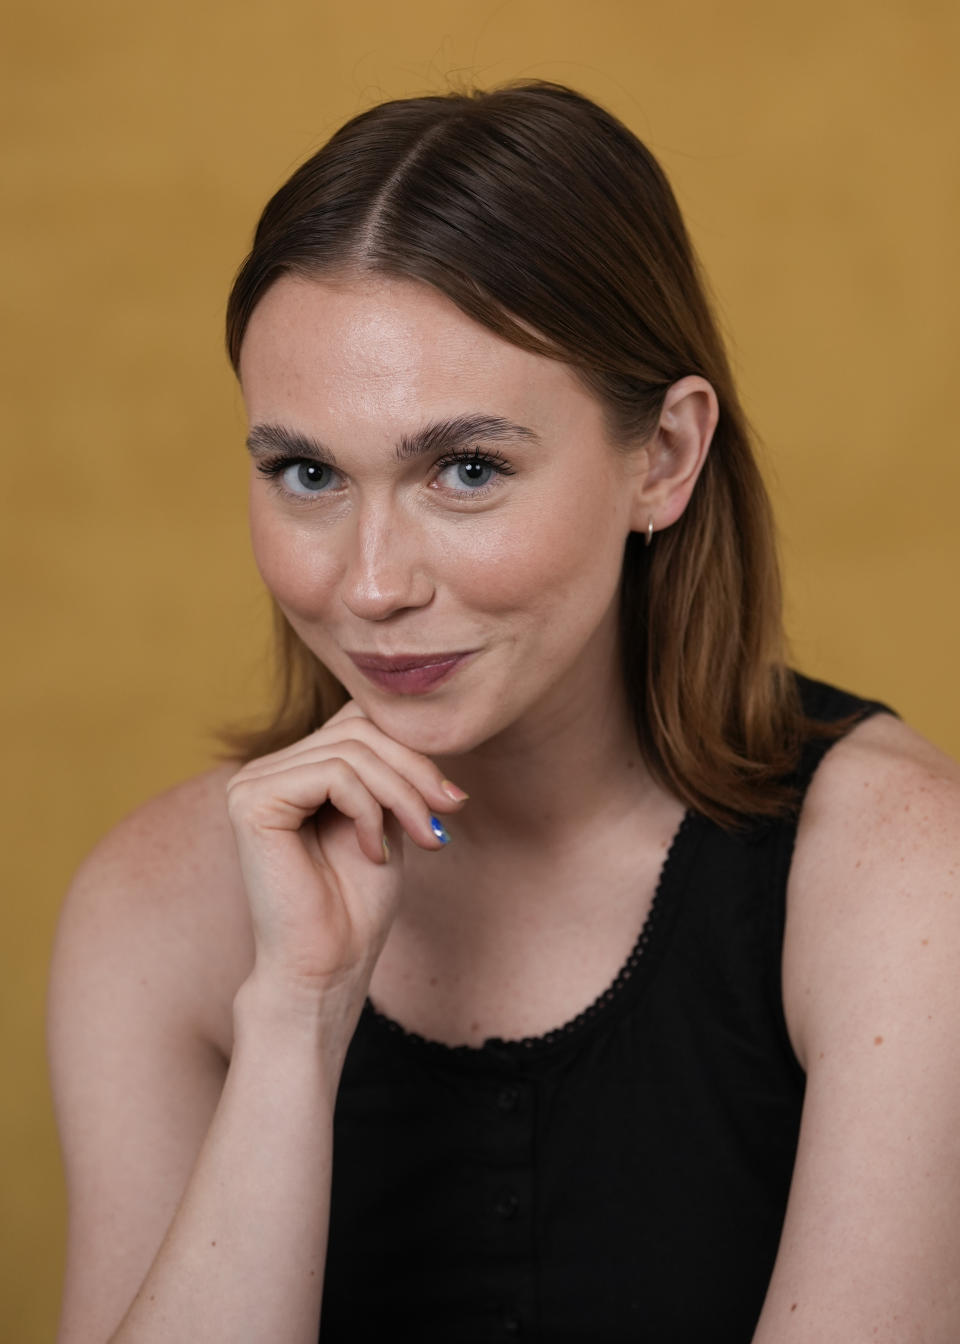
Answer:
[339, 501, 435, 621]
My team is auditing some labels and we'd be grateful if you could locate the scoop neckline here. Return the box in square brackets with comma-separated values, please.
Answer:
[361, 807, 698, 1065]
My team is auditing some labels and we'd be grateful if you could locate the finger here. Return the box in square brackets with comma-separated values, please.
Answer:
[323, 699, 368, 728]
[235, 717, 468, 816]
[227, 758, 387, 865]
[323, 717, 469, 810]
[232, 740, 449, 851]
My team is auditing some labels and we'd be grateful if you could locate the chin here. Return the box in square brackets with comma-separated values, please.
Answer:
[356, 694, 505, 760]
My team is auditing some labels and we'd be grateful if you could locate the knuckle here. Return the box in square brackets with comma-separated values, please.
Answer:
[226, 763, 252, 790]
[323, 736, 376, 767]
[325, 755, 355, 784]
[397, 775, 431, 812]
[225, 773, 255, 814]
[322, 725, 379, 760]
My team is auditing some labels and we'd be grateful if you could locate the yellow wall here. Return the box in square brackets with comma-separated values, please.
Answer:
[3, 2, 957, 1336]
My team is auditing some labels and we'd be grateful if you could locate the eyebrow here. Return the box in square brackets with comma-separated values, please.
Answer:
[245, 413, 542, 467]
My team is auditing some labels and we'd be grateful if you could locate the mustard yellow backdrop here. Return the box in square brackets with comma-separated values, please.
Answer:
[2, 1, 958, 1336]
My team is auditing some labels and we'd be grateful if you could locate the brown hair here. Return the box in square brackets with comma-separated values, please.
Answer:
[224, 79, 813, 827]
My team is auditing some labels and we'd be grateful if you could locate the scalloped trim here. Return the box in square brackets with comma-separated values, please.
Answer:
[363, 808, 694, 1059]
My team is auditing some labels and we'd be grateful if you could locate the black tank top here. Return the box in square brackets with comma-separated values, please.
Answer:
[319, 675, 893, 1343]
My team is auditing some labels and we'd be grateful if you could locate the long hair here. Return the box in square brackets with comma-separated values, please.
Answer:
[223, 79, 812, 827]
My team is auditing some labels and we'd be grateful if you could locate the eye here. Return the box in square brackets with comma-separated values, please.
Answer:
[441, 459, 496, 489]
[433, 448, 515, 496]
[283, 460, 335, 494]
[256, 455, 339, 498]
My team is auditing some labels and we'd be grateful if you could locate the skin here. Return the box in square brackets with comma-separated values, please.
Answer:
[48, 273, 960, 1344]
[241, 271, 702, 765]
[235, 271, 708, 1037]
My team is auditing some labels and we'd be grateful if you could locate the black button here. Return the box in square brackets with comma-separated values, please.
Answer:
[501, 1310, 522, 1335]
[496, 1085, 520, 1112]
[494, 1191, 520, 1219]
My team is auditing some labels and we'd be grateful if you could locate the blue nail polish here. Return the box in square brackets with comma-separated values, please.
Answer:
[430, 815, 451, 844]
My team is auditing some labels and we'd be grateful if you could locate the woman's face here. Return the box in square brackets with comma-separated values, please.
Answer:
[239, 272, 649, 757]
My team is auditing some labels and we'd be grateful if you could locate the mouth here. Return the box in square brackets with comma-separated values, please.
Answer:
[346, 650, 477, 696]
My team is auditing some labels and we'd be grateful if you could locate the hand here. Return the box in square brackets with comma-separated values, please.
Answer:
[226, 701, 467, 1020]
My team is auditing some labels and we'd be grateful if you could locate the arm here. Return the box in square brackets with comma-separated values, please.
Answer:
[104, 982, 343, 1344]
[49, 709, 467, 1344]
[752, 713, 960, 1342]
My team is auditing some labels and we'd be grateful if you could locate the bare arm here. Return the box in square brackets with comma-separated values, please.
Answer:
[752, 713, 960, 1342]
[103, 980, 343, 1343]
[49, 706, 467, 1344]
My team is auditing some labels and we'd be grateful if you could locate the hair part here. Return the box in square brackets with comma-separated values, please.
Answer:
[223, 78, 819, 827]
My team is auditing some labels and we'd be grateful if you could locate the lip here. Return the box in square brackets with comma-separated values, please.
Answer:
[346, 650, 476, 696]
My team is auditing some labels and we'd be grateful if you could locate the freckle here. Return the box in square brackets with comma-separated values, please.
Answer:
[818, 1051, 824, 1060]
[790, 1302, 797, 1312]
[310, 1270, 315, 1277]
[429, 976, 438, 986]
[149, 1295, 155, 1302]
[874, 1036, 884, 1045]
[211, 1240, 217, 1246]
[470, 1020, 480, 1032]
[855, 859, 862, 869]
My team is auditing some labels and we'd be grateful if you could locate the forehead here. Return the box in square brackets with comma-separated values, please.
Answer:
[238, 273, 604, 439]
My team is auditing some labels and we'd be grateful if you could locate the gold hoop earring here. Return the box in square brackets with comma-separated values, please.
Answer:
[645, 517, 655, 547]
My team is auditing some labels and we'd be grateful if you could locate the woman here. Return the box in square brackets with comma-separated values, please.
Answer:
[48, 81, 960, 1343]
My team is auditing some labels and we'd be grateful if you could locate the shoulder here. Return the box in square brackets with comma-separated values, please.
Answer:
[48, 767, 254, 1340]
[750, 710, 960, 1338]
[72, 760, 240, 884]
[790, 707, 960, 893]
[51, 762, 254, 1055]
[783, 707, 960, 1069]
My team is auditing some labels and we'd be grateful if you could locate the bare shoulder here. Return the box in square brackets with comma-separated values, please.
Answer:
[794, 708, 960, 848]
[753, 714, 960, 1339]
[49, 767, 255, 1341]
[52, 762, 254, 1055]
[784, 706, 960, 1066]
[71, 760, 240, 893]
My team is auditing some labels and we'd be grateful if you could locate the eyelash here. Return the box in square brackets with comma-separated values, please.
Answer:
[255, 447, 516, 500]
[433, 447, 516, 489]
[254, 455, 332, 488]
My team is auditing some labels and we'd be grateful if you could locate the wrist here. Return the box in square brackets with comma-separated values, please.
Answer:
[232, 967, 363, 1071]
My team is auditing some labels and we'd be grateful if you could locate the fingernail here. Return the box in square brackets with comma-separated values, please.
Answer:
[382, 836, 391, 862]
[429, 816, 451, 844]
[441, 779, 469, 802]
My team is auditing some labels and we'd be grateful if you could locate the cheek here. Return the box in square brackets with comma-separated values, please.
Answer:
[452, 486, 627, 619]
[248, 501, 339, 621]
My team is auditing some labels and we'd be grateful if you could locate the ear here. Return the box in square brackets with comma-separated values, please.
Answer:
[628, 375, 718, 536]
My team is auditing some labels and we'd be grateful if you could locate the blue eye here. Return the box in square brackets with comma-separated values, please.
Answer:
[434, 449, 515, 495]
[442, 459, 496, 489]
[282, 460, 334, 493]
[255, 455, 338, 498]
